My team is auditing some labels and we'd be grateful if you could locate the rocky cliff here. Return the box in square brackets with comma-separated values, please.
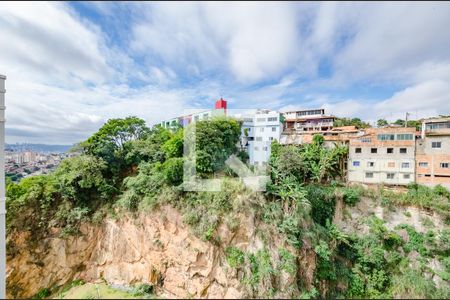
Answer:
[6, 205, 313, 299]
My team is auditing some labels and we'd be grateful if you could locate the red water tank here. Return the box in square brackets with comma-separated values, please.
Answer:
[215, 98, 227, 110]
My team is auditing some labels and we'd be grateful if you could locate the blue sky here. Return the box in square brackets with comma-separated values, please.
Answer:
[1, 2, 450, 144]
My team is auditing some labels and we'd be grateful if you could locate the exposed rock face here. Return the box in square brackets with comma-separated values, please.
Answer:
[6, 206, 307, 299]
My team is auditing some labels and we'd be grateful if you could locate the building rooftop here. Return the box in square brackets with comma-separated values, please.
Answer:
[421, 116, 450, 123]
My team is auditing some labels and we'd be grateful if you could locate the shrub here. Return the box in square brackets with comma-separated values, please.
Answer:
[162, 157, 184, 185]
[131, 283, 154, 296]
[34, 288, 51, 299]
[278, 248, 297, 275]
[225, 246, 245, 268]
[342, 186, 362, 206]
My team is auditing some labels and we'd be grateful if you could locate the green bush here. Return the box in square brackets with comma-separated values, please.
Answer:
[225, 246, 245, 268]
[342, 186, 361, 206]
[34, 288, 51, 299]
[131, 283, 154, 296]
[278, 248, 297, 275]
[162, 157, 184, 185]
[306, 185, 336, 225]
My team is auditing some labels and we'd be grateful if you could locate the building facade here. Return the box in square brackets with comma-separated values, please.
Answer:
[241, 109, 282, 166]
[159, 98, 227, 130]
[348, 127, 416, 185]
[282, 108, 335, 133]
[416, 117, 450, 188]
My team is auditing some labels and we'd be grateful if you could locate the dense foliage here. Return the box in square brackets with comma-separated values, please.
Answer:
[6, 116, 450, 299]
[333, 117, 371, 129]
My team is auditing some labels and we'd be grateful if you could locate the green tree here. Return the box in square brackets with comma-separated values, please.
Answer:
[125, 125, 172, 165]
[54, 155, 114, 205]
[377, 119, 388, 127]
[162, 128, 184, 159]
[81, 116, 150, 177]
[162, 157, 184, 185]
[334, 117, 371, 129]
[187, 117, 241, 175]
[6, 175, 57, 234]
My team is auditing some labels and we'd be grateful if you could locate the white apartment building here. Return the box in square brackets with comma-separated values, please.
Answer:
[241, 109, 282, 166]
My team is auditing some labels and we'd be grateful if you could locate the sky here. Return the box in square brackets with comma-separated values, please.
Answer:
[1, 1, 450, 145]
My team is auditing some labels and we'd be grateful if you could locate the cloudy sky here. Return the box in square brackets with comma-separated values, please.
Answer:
[1, 2, 450, 144]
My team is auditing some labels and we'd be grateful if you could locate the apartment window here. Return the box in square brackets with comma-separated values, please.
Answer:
[247, 137, 254, 141]
[355, 148, 362, 153]
[194, 116, 199, 121]
[388, 162, 395, 168]
[371, 148, 377, 154]
[387, 148, 393, 154]
[254, 147, 259, 151]
[365, 172, 374, 178]
[401, 162, 410, 168]
[361, 137, 371, 143]
[367, 161, 375, 167]
[400, 148, 407, 154]
[268, 117, 278, 122]
[257, 118, 266, 122]
[353, 161, 360, 167]
[397, 134, 413, 140]
[260, 127, 264, 132]
[203, 113, 209, 119]
[386, 173, 395, 179]
[404, 174, 410, 179]
[432, 141, 442, 148]
[269, 137, 274, 141]
[263, 147, 268, 151]
[378, 134, 395, 141]
[441, 163, 449, 168]
[254, 161, 259, 166]
[272, 127, 277, 132]
[244, 118, 253, 122]
[255, 137, 263, 141]
[419, 162, 428, 167]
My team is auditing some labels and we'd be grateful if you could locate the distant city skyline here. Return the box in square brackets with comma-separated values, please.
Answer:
[1, 2, 450, 144]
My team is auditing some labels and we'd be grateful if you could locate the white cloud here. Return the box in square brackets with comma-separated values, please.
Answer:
[131, 2, 301, 83]
[0, 2, 113, 85]
[2, 2, 450, 144]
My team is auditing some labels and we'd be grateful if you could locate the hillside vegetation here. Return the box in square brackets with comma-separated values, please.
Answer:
[6, 116, 450, 298]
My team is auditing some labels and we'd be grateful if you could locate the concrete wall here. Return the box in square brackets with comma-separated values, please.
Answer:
[348, 127, 416, 186]
[242, 110, 281, 166]
[416, 135, 450, 188]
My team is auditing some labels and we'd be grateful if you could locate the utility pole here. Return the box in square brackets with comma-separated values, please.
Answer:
[405, 112, 410, 128]
[0, 74, 6, 298]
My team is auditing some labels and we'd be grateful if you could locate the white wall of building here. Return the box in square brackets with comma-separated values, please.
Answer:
[348, 146, 415, 185]
[242, 110, 282, 166]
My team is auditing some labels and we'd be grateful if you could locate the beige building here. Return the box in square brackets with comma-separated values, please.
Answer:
[348, 127, 416, 185]
[416, 117, 450, 189]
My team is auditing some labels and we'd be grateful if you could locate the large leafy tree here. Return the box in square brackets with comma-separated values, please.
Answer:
[377, 119, 388, 127]
[125, 125, 173, 166]
[186, 117, 241, 175]
[54, 155, 115, 205]
[80, 116, 150, 177]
